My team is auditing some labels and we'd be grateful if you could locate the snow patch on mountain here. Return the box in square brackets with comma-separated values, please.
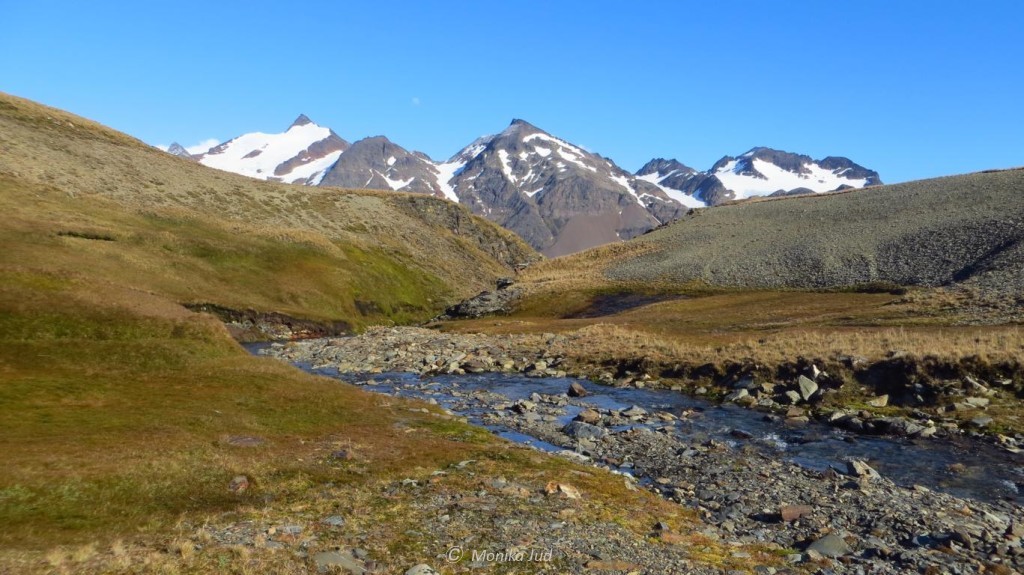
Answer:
[714, 158, 869, 199]
[198, 120, 346, 184]
[433, 160, 463, 202]
[636, 173, 707, 208]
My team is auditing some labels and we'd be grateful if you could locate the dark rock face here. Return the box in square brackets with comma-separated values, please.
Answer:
[441, 283, 521, 319]
[319, 136, 446, 197]
[819, 156, 883, 185]
[636, 158, 697, 179]
[273, 130, 349, 181]
[447, 120, 685, 256]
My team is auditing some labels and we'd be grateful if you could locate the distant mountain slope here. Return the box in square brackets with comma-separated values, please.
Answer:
[318, 135, 450, 198]
[170, 116, 881, 255]
[0, 92, 537, 325]
[196, 115, 349, 185]
[600, 169, 1024, 296]
[442, 119, 686, 256]
[636, 147, 882, 206]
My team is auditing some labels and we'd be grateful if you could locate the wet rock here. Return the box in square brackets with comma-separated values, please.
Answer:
[846, 459, 881, 481]
[462, 359, 488, 373]
[563, 421, 607, 441]
[730, 428, 754, 440]
[513, 400, 537, 413]
[798, 376, 818, 401]
[567, 382, 589, 397]
[621, 405, 648, 418]
[575, 409, 602, 424]
[725, 389, 750, 402]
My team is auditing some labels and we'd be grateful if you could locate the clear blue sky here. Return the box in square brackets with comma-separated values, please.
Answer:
[2, 1, 1022, 183]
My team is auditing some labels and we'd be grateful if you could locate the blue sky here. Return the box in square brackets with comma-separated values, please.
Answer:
[2, 1, 1022, 183]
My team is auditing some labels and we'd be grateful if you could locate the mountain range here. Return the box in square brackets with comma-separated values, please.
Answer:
[168, 117, 881, 256]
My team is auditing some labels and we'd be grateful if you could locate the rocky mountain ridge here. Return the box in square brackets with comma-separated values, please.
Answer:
[169, 117, 880, 255]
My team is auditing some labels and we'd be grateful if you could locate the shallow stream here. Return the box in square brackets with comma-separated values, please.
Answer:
[250, 344, 1024, 505]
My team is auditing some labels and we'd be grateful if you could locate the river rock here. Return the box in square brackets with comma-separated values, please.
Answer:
[725, 389, 749, 402]
[568, 382, 589, 397]
[798, 376, 818, 401]
[575, 409, 602, 424]
[846, 459, 881, 481]
[563, 421, 607, 441]
[621, 405, 648, 418]
[784, 390, 802, 404]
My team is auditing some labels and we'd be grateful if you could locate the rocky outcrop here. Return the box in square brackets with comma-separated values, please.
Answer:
[440, 278, 521, 319]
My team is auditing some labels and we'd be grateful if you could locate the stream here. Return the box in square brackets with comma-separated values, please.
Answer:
[249, 344, 1024, 505]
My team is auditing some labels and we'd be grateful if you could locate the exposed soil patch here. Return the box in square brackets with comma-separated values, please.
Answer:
[184, 303, 352, 341]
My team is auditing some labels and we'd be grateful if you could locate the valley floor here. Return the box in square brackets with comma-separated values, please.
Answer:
[262, 327, 1024, 574]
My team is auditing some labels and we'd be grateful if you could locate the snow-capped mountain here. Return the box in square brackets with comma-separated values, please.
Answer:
[439, 119, 686, 255]
[318, 136, 451, 199]
[195, 115, 349, 185]
[165, 117, 881, 255]
[637, 148, 881, 206]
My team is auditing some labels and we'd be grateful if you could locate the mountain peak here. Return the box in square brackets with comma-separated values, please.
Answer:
[637, 158, 696, 177]
[506, 118, 542, 132]
[290, 114, 314, 128]
[166, 142, 194, 159]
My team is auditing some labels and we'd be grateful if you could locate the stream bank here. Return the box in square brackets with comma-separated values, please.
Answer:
[256, 328, 1024, 573]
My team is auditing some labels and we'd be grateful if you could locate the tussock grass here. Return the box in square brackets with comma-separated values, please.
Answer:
[0, 273, 773, 572]
[447, 288, 1024, 366]
[0, 91, 535, 328]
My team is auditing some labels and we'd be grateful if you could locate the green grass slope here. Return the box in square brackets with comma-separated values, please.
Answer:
[0, 92, 537, 328]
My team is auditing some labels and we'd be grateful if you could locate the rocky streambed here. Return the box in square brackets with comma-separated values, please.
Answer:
[255, 328, 1024, 573]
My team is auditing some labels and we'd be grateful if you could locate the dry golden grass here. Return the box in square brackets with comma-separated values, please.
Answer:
[0, 91, 535, 324]
[0, 263, 786, 573]
[447, 287, 1023, 366]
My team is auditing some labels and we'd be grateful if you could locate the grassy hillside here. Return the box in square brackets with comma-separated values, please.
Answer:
[0, 92, 537, 328]
[524, 169, 1024, 298]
